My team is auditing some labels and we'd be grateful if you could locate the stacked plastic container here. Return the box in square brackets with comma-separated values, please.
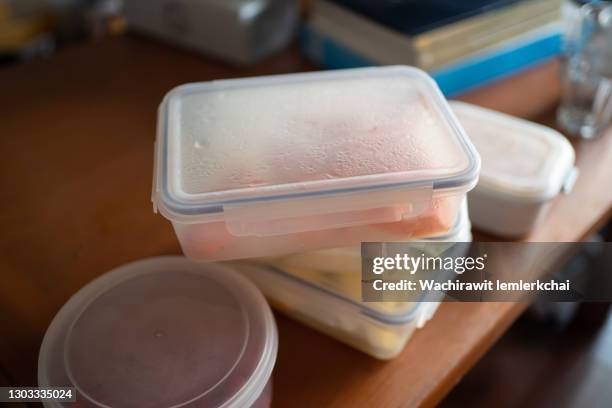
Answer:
[150, 66, 480, 360]
[40, 66, 480, 407]
[238, 200, 472, 359]
[152, 66, 480, 261]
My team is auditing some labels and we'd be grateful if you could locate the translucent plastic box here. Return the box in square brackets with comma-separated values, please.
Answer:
[39, 257, 277, 408]
[254, 200, 471, 275]
[451, 101, 577, 237]
[153, 66, 480, 261]
[236, 203, 471, 359]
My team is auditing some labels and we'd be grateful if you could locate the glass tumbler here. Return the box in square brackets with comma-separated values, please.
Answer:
[557, 0, 612, 139]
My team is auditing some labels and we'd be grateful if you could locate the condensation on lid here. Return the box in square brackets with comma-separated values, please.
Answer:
[38, 257, 277, 408]
[156, 66, 479, 215]
[450, 101, 576, 201]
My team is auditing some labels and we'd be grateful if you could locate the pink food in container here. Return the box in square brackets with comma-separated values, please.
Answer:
[153, 66, 480, 261]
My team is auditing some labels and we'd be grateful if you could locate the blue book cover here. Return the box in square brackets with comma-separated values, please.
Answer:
[301, 25, 562, 97]
[332, 0, 524, 36]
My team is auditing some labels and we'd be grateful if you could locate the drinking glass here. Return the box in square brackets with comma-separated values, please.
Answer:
[557, 0, 612, 139]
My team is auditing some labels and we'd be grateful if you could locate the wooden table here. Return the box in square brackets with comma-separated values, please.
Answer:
[1, 36, 610, 407]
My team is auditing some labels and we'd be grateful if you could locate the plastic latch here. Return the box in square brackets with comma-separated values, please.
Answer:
[223, 184, 434, 237]
[561, 167, 579, 194]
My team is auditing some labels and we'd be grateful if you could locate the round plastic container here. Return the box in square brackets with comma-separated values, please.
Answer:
[38, 257, 278, 408]
[153, 66, 480, 262]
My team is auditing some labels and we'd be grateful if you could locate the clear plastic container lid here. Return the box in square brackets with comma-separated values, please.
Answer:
[38, 257, 277, 408]
[450, 101, 577, 201]
[153, 66, 479, 222]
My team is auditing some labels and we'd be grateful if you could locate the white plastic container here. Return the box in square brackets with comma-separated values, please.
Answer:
[153, 66, 480, 261]
[235, 204, 472, 360]
[38, 257, 278, 408]
[451, 101, 578, 238]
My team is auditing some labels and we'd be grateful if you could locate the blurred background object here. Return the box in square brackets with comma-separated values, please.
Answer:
[557, 0, 612, 139]
[0, 0, 56, 63]
[123, 0, 300, 64]
[47, 0, 124, 42]
[0, 0, 124, 66]
[301, 0, 564, 96]
[1, 0, 304, 67]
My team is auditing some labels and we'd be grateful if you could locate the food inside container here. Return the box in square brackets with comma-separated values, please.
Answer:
[38, 257, 277, 408]
[235, 203, 472, 359]
[153, 66, 480, 261]
[254, 200, 471, 277]
[450, 101, 578, 238]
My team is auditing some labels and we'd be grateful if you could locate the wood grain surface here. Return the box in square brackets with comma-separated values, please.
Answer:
[0, 35, 610, 407]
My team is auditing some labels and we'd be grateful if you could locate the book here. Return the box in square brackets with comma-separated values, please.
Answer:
[331, 0, 523, 35]
[430, 24, 561, 95]
[301, 22, 562, 96]
[330, 0, 558, 36]
[311, 0, 561, 70]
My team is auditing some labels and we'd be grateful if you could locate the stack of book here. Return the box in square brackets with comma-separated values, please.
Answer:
[301, 0, 563, 96]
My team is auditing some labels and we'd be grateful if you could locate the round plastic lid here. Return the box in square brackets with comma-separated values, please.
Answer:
[38, 257, 277, 408]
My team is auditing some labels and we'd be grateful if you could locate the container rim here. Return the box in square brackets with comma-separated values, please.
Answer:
[153, 66, 481, 219]
[261, 263, 425, 324]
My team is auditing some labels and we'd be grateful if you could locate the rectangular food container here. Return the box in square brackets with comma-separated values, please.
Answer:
[236, 203, 471, 359]
[254, 199, 471, 275]
[450, 101, 578, 238]
[153, 66, 480, 261]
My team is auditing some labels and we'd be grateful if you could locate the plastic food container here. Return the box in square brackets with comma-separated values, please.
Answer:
[153, 66, 480, 261]
[450, 101, 578, 238]
[235, 204, 471, 360]
[254, 199, 471, 275]
[38, 257, 278, 408]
